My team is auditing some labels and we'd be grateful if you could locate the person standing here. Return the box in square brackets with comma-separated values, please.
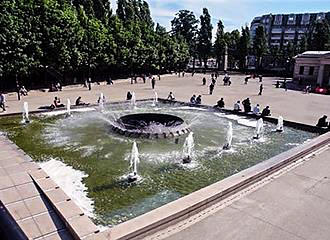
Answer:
[258, 84, 263, 95]
[151, 77, 156, 89]
[202, 77, 206, 85]
[0, 92, 6, 112]
[209, 82, 215, 95]
[88, 78, 92, 91]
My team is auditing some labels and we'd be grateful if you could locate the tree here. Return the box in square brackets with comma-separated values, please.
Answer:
[171, 10, 199, 58]
[253, 26, 268, 69]
[197, 8, 212, 68]
[310, 20, 330, 50]
[298, 35, 308, 53]
[237, 26, 250, 69]
[213, 20, 226, 70]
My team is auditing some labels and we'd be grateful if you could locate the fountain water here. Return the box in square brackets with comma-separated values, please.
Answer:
[152, 92, 158, 107]
[131, 92, 136, 109]
[182, 132, 195, 164]
[22, 102, 30, 124]
[66, 99, 71, 116]
[253, 118, 264, 139]
[223, 122, 233, 150]
[276, 116, 284, 132]
[128, 141, 140, 182]
[98, 93, 105, 112]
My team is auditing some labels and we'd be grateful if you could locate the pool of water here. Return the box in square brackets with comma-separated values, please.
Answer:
[0, 101, 317, 227]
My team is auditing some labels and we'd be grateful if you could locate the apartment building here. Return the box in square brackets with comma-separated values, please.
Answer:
[250, 12, 330, 48]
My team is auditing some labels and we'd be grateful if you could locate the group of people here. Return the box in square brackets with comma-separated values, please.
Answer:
[231, 98, 271, 117]
[49, 96, 90, 109]
[190, 94, 202, 105]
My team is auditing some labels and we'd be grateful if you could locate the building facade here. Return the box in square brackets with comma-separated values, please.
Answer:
[250, 12, 330, 48]
[293, 51, 330, 86]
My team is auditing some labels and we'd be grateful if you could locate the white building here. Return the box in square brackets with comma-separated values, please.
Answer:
[293, 51, 330, 86]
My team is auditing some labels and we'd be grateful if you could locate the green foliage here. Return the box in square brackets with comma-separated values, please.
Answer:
[0, 0, 190, 87]
[197, 8, 212, 67]
[310, 20, 330, 51]
[253, 26, 268, 68]
[171, 10, 199, 57]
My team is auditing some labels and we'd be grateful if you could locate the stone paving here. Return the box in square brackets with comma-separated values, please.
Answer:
[0, 135, 100, 239]
[1, 73, 329, 125]
[146, 144, 330, 240]
[0, 73, 330, 240]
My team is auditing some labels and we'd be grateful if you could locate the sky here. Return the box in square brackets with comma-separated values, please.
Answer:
[110, 0, 330, 36]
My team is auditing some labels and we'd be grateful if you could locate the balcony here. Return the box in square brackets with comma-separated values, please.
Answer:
[271, 35, 282, 40]
[284, 35, 295, 40]
[271, 28, 282, 34]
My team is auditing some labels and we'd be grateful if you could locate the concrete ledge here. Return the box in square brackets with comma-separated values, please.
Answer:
[108, 131, 330, 240]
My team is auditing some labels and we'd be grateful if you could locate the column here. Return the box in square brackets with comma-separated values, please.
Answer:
[317, 64, 325, 85]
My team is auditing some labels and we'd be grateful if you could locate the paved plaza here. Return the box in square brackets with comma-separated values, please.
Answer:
[0, 73, 330, 240]
[1, 73, 329, 125]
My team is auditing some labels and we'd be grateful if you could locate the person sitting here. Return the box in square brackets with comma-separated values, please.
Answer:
[98, 95, 106, 104]
[190, 95, 196, 104]
[50, 97, 65, 109]
[253, 104, 260, 115]
[167, 92, 175, 101]
[233, 101, 241, 112]
[126, 91, 132, 100]
[316, 115, 328, 128]
[275, 80, 280, 88]
[20, 86, 28, 96]
[244, 76, 250, 84]
[242, 98, 251, 113]
[261, 106, 271, 117]
[107, 77, 114, 85]
[75, 96, 89, 106]
[55, 82, 62, 91]
[196, 95, 202, 105]
[216, 98, 225, 108]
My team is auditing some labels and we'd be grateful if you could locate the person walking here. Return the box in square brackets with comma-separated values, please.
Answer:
[258, 84, 263, 95]
[151, 77, 156, 89]
[209, 82, 215, 95]
[202, 77, 206, 85]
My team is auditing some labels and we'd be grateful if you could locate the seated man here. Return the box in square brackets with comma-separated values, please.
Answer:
[190, 94, 196, 104]
[20, 86, 28, 96]
[52, 97, 65, 109]
[233, 101, 241, 112]
[75, 96, 89, 106]
[253, 104, 260, 115]
[316, 115, 328, 128]
[261, 106, 271, 117]
[196, 95, 202, 105]
[167, 92, 175, 101]
[216, 98, 225, 108]
[126, 91, 132, 100]
[242, 98, 251, 113]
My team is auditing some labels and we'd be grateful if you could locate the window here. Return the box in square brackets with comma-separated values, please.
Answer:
[309, 67, 314, 75]
[299, 66, 304, 75]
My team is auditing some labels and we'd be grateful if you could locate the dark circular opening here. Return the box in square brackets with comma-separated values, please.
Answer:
[118, 113, 184, 130]
[111, 113, 189, 138]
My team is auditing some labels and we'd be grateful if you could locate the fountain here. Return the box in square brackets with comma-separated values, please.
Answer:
[127, 141, 140, 182]
[276, 116, 284, 132]
[223, 122, 233, 150]
[113, 113, 190, 138]
[66, 99, 71, 116]
[253, 118, 264, 139]
[22, 102, 30, 124]
[98, 93, 105, 112]
[182, 132, 195, 164]
[152, 92, 158, 107]
[131, 92, 136, 108]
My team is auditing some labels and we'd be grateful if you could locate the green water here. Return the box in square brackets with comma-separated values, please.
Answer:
[0, 102, 317, 226]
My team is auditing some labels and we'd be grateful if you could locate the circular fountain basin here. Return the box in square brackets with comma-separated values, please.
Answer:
[112, 113, 190, 138]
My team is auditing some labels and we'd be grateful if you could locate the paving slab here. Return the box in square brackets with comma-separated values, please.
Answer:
[68, 215, 99, 238]
[0, 176, 15, 190]
[17, 217, 43, 239]
[10, 172, 33, 186]
[0, 187, 22, 204]
[24, 196, 53, 216]
[16, 182, 40, 199]
[6, 201, 31, 221]
[34, 211, 65, 236]
[42, 230, 73, 240]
